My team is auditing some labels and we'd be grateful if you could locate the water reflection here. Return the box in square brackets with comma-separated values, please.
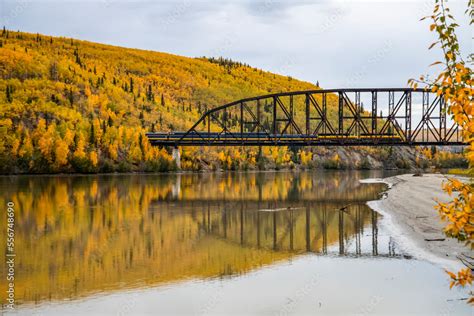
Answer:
[0, 171, 394, 306]
[191, 203, 382, 256]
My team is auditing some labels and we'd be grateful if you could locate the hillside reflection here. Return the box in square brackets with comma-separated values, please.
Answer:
[0, 171, 393, 306]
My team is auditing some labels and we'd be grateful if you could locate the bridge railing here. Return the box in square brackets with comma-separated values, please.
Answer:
[147, 88, 464, 146]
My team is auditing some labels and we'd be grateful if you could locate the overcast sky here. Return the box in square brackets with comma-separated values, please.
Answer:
[1, 0, 471, 88]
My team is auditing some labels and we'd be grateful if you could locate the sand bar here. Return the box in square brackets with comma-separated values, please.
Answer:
[361, 173, 472, 271]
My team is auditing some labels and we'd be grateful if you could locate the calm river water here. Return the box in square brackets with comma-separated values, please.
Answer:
[0, 171, 471, 315]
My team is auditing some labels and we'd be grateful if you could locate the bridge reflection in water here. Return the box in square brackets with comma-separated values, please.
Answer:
[0, 171, 403, 306]
[166, 201, 385, 257]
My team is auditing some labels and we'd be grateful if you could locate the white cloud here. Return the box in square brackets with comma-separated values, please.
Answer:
[1, 0, 471, 88]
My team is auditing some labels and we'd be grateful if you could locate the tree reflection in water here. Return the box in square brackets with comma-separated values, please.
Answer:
[0, 171, 397, 306]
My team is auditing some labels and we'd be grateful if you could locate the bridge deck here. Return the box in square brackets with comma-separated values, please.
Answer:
[147, 132, 464, 146]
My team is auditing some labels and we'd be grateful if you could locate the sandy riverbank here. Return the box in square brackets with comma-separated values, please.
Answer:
[361, 173, 472, 271]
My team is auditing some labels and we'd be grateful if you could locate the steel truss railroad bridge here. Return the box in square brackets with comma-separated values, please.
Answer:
[146, 88, 464, 147]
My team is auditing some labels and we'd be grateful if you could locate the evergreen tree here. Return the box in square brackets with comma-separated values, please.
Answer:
[146, 84, 154, 102]
[68, 88, 74, 105]
[6, 85, 12, 103]
[161, 94, 165, 107]
[1, 26, 5, 37]
[139, 134, 144, 159]
[74, 49, 82, 66]
[89, 123, 95, 145]
[129, 77, 134, 93]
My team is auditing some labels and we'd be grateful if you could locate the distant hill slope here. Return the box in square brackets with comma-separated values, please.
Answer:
[0, 29, 318, 173]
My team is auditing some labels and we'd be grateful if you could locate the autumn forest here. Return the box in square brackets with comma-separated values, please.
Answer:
[0, 29, 465, 173]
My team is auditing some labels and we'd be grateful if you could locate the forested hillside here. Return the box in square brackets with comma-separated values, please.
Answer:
[0, 29, 324, 173]
[0, 29, 464, 173]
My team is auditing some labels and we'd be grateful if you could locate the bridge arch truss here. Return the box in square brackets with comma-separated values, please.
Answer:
[147, 88, 464, 147]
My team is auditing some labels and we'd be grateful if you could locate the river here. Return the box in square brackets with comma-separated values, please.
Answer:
[0, 171, 471, 315]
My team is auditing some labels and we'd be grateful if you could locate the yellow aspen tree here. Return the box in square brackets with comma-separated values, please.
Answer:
[159, 147, 172, 162]
[89, 150, 98, 167]
[144, 144, 153, 162]
[108, 141, 119, 161]
[33, 118, 46, 145]
[270, 146, 279, 162]
[54, 138, 69, 168]
[128, 142, 142, 163]
[64, 128, 75, 147]
[226, 155, 232, 169]
[92, 118, 102, 145]
[11, 138, 20, 158]
[117, 126, 125, 148]
[140, 132, 152, 161]
[410, 0, 473, 303]
[38, 123, 56, 163]
[299, 150, 313, 166]
[0, 119, 12, 156]
[74, 133, 87, 159]
[218, 150, 226, 164]
[19, 130, 33, 159]
[247, 149, 257, 165]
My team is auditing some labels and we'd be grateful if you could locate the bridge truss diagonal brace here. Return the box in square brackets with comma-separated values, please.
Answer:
[274, 96, 303, 137]
[338, 92, 370, 136]
[241, 101, 273, 140]
[379, 91, 408, 141]
[308, 93, 336, 136]
[411, 93, 445, 143]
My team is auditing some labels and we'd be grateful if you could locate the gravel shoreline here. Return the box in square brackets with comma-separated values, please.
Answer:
[361, 173, 472, 271]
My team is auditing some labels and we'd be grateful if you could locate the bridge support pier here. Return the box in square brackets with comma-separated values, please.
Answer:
[172, 147, 181, 169]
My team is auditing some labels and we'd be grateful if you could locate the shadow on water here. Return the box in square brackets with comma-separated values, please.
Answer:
[0, 170, 401, 306]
